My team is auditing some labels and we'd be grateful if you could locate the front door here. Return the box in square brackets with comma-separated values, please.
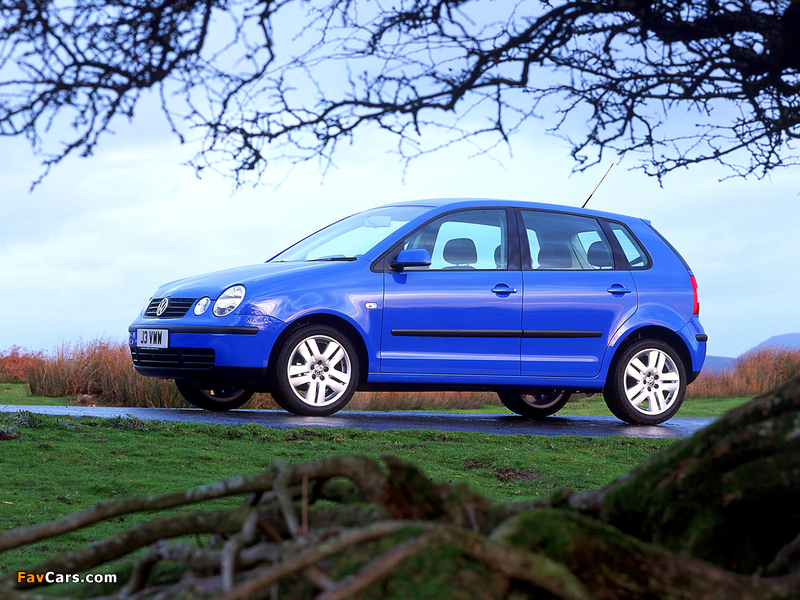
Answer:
[381, 208, 522, 376]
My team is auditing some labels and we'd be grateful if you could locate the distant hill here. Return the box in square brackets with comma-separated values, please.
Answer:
[705, 333, 800, 373]
[750, 333, 800, 352]
[704, 355, 736, 373]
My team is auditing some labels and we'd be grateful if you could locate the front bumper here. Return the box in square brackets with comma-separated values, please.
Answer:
[128, 316, 286, 389]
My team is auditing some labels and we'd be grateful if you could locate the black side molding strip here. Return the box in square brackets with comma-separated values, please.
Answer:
[696, 334, 709, 342]
[523, 330, 603, 339]
[391, 329, 521, 338]
[129, 326, 259, 335]
[391, 329, 603, 339]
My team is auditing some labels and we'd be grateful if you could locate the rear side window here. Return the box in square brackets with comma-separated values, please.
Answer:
[607, 222, 651, 269]
[521, 210, 614, 270]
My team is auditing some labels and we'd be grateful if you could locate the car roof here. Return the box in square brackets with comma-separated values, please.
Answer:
[375, 198, 644, 223]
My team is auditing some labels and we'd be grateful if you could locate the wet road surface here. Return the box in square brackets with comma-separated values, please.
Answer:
[0, 405, 714, 438]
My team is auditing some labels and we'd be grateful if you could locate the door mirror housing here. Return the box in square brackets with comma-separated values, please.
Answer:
[391, 248, 431, 271]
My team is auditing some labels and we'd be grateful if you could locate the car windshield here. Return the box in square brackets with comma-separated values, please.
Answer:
[270, 205, 430, 262]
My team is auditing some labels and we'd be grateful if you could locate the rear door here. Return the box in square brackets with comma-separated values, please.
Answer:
[519, 209, 638, 377]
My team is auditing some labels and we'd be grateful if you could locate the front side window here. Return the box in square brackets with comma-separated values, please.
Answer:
[521, 210, 614, 270]
[400, 209, 508, 270]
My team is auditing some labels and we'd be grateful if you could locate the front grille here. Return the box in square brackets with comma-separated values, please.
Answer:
[131, 347, 215, 370]
[145, 298, 195, 318]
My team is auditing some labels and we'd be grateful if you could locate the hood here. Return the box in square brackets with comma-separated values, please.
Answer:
[153, 260, 348, 299]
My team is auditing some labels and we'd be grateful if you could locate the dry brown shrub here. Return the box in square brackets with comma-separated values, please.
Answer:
[0, 346, 45, 382]
[15, 339, 504, 410]
[25, 340, 184, 407]
[688, 347, 800, 398]
[27, 338, 799, 409]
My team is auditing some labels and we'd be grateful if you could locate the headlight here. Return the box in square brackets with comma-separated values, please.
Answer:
[194, 297, 211, 316]
[213, 285, 246, 317]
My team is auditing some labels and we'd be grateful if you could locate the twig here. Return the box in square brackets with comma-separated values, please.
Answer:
[273, 460, 300, 536]
[302, 475, 310, 536]
[0, 455, 389, 553]
[302, 566, 337, 591]
[314, 533, 436, 600]
[0, 468, 281, 552]
[216, 521, 409, 600]
[15, 505, 283, 586]
[222, 511, 261, 593]
[316, 524, 593, 600]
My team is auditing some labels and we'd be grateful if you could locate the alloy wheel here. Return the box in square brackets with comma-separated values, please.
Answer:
[286, 334, 352, 407]
[623, 348, 681, 416]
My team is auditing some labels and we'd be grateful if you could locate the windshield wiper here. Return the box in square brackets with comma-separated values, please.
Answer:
[308, 256, 358, 262]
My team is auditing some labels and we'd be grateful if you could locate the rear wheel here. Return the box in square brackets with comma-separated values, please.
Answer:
[174, 380, 254, 411]
[497, 391, 571, 418]
[272, 324, 359, 416]
[604, 339, 686, 424]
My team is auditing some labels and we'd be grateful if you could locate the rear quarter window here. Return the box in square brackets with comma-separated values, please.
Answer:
[607, 222, 651, 269]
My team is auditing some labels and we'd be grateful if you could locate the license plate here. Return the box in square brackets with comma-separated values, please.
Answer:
[136, 329, 169, 349]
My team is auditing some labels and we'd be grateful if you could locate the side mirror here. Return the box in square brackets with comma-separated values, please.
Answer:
[391, 248, 431, 271]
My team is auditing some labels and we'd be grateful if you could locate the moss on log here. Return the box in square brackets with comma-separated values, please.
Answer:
[493, 509, 800, 600]
[565, 375, 800, 574]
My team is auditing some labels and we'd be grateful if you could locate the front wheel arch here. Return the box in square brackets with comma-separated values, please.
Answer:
[271, 324, 360, 416]
[268, 313, 370, 388]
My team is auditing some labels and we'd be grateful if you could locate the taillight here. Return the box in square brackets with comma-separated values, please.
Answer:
[690, 274, 699, 316]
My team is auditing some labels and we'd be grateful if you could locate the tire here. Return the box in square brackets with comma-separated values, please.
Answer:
[497, 391, 571, 418]
[604, 339, 686, 425]
[174, 380, 254, 411]
[272, 324, 359, 416]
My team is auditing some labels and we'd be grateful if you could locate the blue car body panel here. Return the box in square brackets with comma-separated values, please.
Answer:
[381, 269, 524, 375]
[520, 270, 638, 378]
[128, 198, 706, 395]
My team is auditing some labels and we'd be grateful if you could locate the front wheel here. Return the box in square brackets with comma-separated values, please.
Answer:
[174, 380, 254, 411]
[604, 339, 686, 425]
[497, 391, 571, 418]
[272, 324, 359, 416]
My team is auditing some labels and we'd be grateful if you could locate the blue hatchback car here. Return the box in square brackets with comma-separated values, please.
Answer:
[129, 199, 706, 424]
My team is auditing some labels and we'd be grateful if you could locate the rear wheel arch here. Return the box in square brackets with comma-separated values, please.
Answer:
[608, 325, 693, 387]
[267, 313, 370, 387]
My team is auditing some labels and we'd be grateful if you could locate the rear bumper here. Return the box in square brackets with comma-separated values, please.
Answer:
[679, 317, 707, 382]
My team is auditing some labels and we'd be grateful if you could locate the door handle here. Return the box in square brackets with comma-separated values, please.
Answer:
[607, 284, 633, 295]
[492, 284, 518, 295]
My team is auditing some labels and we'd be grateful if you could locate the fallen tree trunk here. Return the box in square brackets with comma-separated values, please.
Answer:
[1, 376, 799, 600]
[561, 374, 800, 574]
[492, 509, 799, 600]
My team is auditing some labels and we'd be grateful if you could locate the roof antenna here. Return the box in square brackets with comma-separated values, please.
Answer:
[582, 163, 614, 208]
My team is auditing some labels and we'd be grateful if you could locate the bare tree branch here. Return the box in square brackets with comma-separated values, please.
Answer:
[1, 0, 799, 186]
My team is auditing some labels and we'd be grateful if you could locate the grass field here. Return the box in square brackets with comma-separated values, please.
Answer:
[0, 410, 677, 579]
[0, 383, 72, 406]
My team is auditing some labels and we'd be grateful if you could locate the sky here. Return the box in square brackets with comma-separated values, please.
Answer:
[1, 89, 799, 360]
